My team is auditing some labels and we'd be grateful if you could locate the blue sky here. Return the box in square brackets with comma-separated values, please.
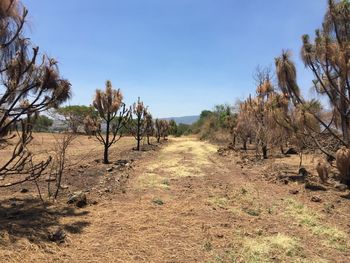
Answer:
[23, 0, 327, 117]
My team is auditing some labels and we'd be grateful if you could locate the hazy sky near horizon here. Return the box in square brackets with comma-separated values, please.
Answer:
[23, 0, 327, 117]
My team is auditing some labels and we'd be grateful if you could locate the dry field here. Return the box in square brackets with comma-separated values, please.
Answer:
[0, 135, 350, 262]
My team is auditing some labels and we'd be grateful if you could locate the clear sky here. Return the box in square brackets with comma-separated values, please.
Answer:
[22, 0, 327, 118]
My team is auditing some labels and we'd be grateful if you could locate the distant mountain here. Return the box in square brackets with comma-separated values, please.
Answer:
[164, 115, 199, 125]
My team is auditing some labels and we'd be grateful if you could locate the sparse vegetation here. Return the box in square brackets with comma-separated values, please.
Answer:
[1, 1, 350, 262]
[90, 80, 129, 164]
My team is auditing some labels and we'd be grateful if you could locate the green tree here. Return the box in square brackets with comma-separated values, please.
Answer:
[175, 123, 190, 137]
[169, 119, 178, 135]
[56, 105, 94, 133]
[33, 115, 54, 132]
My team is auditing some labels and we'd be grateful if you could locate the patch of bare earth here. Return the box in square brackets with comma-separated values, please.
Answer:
[1, 137, 350, 262]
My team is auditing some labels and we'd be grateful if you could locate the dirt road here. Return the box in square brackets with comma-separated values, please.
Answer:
[3, 137, 350, 262]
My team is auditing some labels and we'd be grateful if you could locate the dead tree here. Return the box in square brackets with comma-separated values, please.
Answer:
[155, 119, 162, 143]
[92, 81, 129, 164]
[275, 1, 350, 157]
[47, 132, 77, 199]
[144, 113, 154, 145]
[0, 0, 71, 187]
[160, 120, 170, 140]
[130, 97, 148, 151]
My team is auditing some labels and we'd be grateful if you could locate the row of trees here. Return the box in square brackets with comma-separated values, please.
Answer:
[83, 80, 170, 164]
[0, 0, 170, 189]
[233, 0, 350, 184]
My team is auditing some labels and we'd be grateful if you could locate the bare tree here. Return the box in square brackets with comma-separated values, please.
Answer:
[235, 105, 254, 151]
[155, 119, 169, 142]
[155, 119, 162, 143]
[130, 97, 148, 151]
[47, 132, 77, 199]
[0, 0, 71, 187]
[144, 113, 154, 145]
[92, 81, 129, 164]
[160, 120, 170, 140]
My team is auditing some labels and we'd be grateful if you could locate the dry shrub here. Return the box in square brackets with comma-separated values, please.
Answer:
[336, 147, 350, 184]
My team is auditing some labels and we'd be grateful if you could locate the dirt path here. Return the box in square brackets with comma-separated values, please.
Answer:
[9, 137, 349, 262]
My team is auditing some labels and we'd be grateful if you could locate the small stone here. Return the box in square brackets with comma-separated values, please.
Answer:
[335, 183, 348, 192]
[289, 189, 299, 195]
[115, 160, 128, 166]
[298, 167, 308, 177]
[285, 148, 298, 155]
[60, 185, 69, 190]
[20, 188, 29, 193]
[67, 191, 87, 208]
[311, 196, 322, 202]
[48, 227, 66, 243]
[106, 167, 113, 172]
[305, 182, 327, 191]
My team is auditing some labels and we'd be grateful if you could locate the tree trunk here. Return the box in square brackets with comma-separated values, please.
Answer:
[280, 145, 284, 154]
[243, 140, 247, 151]
[233, 134, 236, 148]
[262, 145, 268, 159]
[341, 113, 350, 146]
[103, 144, 109, 164]
[147, 135, 150, 145]
[103, 114, 110, 164]
[136, 115, 141, 151]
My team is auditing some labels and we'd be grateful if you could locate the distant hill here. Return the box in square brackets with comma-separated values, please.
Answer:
[163, 115, 199, 125]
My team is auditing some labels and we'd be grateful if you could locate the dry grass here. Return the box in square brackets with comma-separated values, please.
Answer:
[1, 136, 350, 262]
[285, 198, 349, 251]
[136, 137, 218, 189]
[0, 133, 138, 166]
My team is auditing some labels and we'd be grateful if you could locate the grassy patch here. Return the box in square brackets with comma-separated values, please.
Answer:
[137, 173, 170, 189]
[243, 234, 302, 261]
[285, 198, 348, 251]
[207, 196, 228, 209]
[229, 233, 304, 263]
[203, 240, 213, 251]
[211, 232, 328, 263]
